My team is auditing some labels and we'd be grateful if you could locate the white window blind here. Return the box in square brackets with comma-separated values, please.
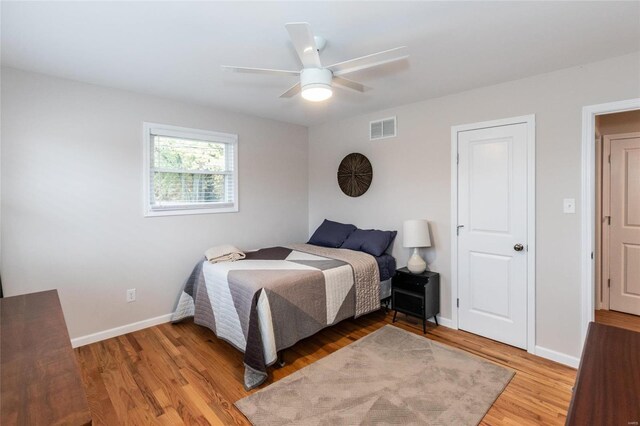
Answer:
[143, 123, 238, 216]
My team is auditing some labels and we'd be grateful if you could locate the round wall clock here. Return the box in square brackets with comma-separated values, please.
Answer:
[337, 153, 373, 197]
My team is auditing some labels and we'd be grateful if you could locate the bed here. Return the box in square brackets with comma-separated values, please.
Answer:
[171, 242, 395, 390]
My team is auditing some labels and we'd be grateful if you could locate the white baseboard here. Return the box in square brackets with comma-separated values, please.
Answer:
[71, 312, 454, 349]
[427, 315, 455, 329]
[534, 345, 580, 368]
[71, 313, 173, 348]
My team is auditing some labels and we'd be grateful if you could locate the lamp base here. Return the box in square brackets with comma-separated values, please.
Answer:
[407, 248, 427, 274]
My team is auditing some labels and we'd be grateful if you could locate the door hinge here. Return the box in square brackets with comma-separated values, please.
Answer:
[457, 298, 460, 308]
[607, 216, 611, 226]
[456, 225, 464, 236]
[591, 251, 594, 260]
[608, 154, 611, 164]
[608, 279, 610, 288]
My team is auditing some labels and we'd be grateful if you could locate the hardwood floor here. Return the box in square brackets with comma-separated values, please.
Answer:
[75, 311, 577, 425]
[595, 309, 640, 333]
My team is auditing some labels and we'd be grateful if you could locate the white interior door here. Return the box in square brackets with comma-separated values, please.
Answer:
[457, 123, 529, 349]
[609, 132, 640, 316]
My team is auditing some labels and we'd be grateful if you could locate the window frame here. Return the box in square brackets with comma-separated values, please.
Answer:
[142, 122, 239, 217]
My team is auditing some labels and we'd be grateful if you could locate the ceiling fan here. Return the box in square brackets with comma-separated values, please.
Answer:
[221, 22, 409, 102]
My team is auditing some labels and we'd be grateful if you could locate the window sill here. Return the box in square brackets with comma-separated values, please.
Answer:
[144, 205, 238, 217]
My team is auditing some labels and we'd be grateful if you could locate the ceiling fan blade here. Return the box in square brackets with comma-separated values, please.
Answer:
[221, 65, 300, 77]
[328, 46, 408, 77]
[333, 76, 370, 93]
[280, 82, 301, 98]
[285, 22, 322, 68]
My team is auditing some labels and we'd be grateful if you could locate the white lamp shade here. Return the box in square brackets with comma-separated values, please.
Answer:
[403, 219, 431, 248]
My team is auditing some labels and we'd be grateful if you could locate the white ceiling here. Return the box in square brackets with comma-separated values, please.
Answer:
[2, 1, 639, 126]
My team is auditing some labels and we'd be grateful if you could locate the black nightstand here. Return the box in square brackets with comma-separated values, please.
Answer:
[392, 267, 440, 333]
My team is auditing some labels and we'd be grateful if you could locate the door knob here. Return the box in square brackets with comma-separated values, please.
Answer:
[514, 244, 524, 252]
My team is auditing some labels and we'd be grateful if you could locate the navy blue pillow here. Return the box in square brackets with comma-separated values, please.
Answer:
[308, 219, 357, 248]
[341, 229, 397, 257]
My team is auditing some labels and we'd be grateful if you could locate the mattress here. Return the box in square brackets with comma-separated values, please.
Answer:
[380, 278, 392, 300]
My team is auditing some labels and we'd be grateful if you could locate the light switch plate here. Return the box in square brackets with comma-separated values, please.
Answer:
[126, 288, 136, 303]
[563, 198, 576, 214]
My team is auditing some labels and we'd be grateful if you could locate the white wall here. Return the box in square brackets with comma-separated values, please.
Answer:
[308, 53, 640, 359]
[1, 68, 309, 339]
[3, 52, 639, 359]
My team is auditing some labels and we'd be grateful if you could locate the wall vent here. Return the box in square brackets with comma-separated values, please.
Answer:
[370, 116, 397, 140]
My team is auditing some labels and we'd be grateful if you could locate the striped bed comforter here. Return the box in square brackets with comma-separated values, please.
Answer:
[171, 243, 380, 390]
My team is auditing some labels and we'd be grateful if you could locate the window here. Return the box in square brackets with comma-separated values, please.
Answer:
[143, 123, 238, 216]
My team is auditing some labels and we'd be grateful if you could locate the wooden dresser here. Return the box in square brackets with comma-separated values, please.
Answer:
[566, 321, 640, 425]
[1, 290, 92, 425]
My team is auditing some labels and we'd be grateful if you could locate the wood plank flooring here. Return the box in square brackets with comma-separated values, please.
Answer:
[75, 310, 578, 425]
[595, 309, 640, 333]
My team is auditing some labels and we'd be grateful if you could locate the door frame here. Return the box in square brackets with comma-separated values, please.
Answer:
[450, 114, 536, 354]
[580, 98, 640, 348]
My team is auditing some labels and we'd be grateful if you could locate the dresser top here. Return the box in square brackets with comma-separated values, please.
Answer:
[1, 290, 92, 425]
[566, 321, 640, 425]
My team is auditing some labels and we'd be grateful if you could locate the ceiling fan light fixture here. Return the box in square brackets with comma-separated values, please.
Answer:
[301, 83, 333, 102]
[300, 68, 333, 102]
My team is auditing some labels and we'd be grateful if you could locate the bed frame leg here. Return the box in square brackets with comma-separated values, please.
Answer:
[276, 350, 286, 368]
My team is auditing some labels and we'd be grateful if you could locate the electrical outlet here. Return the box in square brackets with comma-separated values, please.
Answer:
[563, 198, 576, 214]
[126, 288, 136, 303]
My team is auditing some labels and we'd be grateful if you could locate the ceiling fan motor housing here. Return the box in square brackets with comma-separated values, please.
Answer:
[301, 68, 333, 90]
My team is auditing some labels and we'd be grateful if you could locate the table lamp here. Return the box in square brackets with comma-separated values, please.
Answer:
[403, 219, 431, 274]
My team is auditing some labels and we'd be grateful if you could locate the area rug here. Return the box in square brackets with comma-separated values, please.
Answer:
[235, 325, 514, 425]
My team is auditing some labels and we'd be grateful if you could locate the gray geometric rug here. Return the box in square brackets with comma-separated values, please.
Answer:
[235, 325, 514, 425]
